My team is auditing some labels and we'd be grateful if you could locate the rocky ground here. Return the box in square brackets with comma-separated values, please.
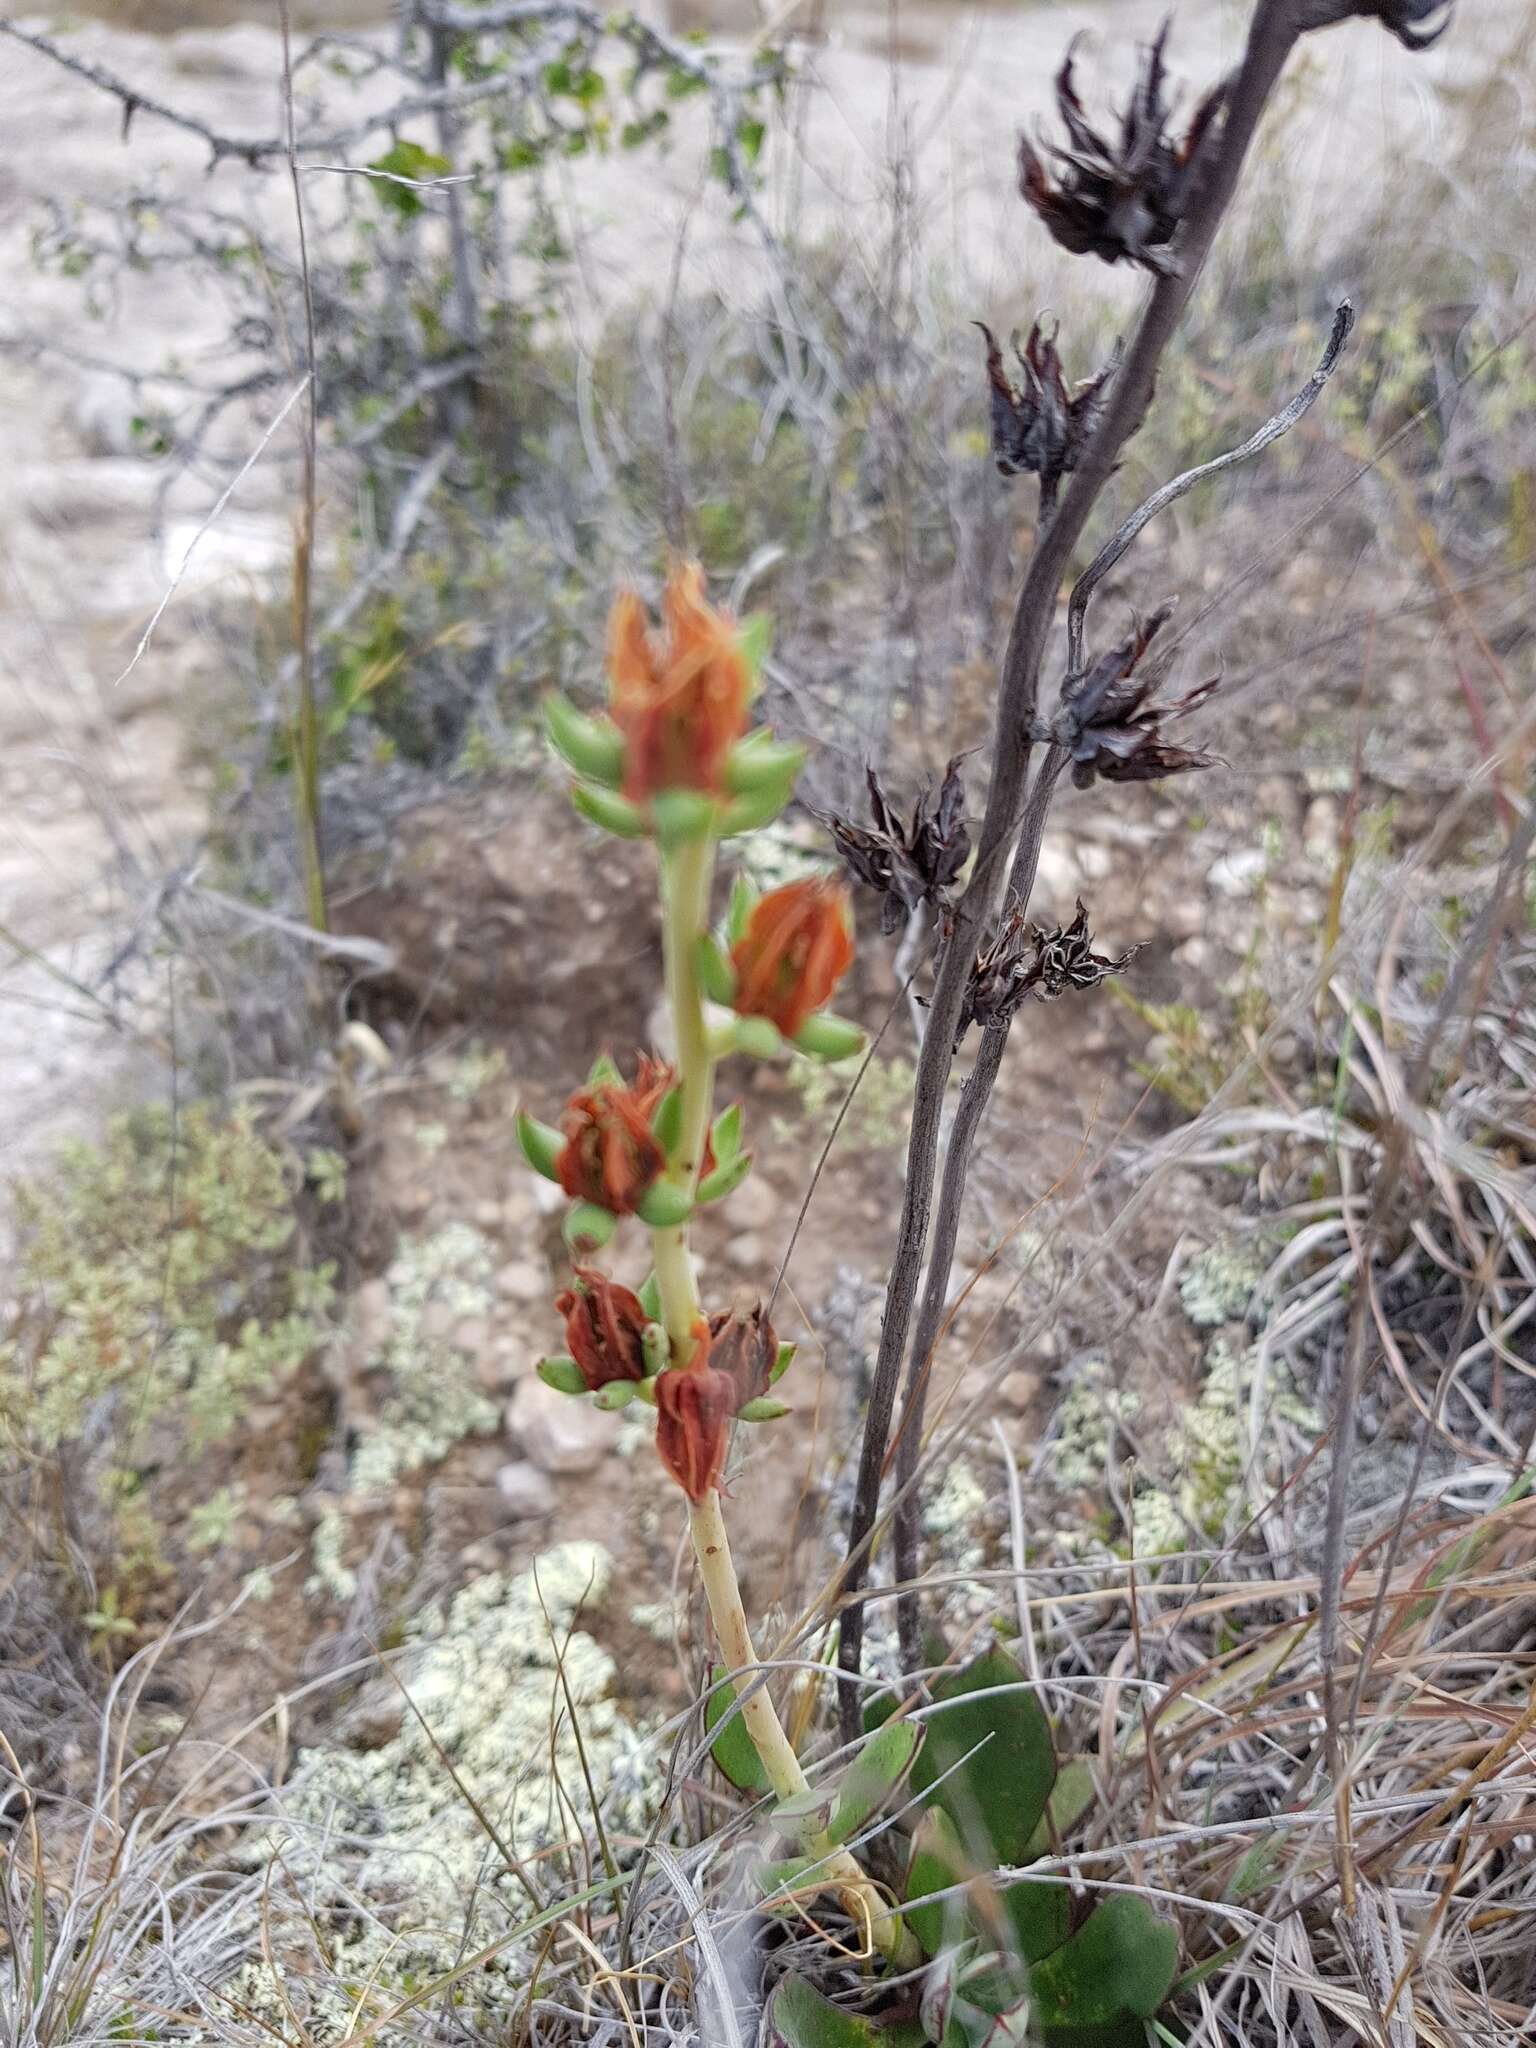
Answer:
[1, 6, 1531, 2033]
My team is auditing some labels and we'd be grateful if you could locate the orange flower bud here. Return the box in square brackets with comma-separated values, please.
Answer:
[655, 1321, 735, 1502]
[730, 878, 856, 1039]
[556, 1267, 650, 1391]
[556, 1055, 673, 1215]
[609, 562, 751, 804]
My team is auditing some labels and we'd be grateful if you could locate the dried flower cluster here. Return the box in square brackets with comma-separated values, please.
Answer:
[975, 320, 1119, 511]
[960, 897, 1141, 1039]
[1018, 24, 1226, 274]
[1045, 603, 1221, 789]
[829, 757, 971, 936]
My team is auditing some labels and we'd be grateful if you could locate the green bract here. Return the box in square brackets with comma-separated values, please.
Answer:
[544, 692, 625, 786]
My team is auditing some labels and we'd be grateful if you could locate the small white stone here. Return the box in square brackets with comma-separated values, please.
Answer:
[998, 1369, 1039, 1414]
[728, 1173, 778, 1231]
[496, 1461, 556, 1519]
[727, 1230, 765, 1272]
[496, 1260, 547, 1304]
[1207, 848, 1267, 898]
[506, 1376, 620, 1475]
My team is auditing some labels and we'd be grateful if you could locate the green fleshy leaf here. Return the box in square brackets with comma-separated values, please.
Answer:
[572, 781, 648, 839]
[759, 1855, 818, 1908]
[1004, 1878, 1073, 1972]
[637, 1270, 662, 1321]
[732, 1016, 784, 1059]
[737, 1396, 790, 1422]
[726, 870, 756, 945]
[1028, 1896, 1179, 2041]
[652, 788, 717, 847]
[725, 732, 806, 797]
[737, 610, 773, 684]
[771, 1784, 836, 1839]
[696, 1151, 753, 1205]
[763, 1975, 881, 2048]
[793, 1012, 867, 1061]
[710, 1101, 743, 1164]
[544, 692, 624, 786]
[634, 1374, 659, 1407]
[641, 1322, 671, 1376]
[515, 1110, 564, 1182]
[705, 1665, 769, 1793]
[586, 1050, 622, 1086]
[828, 1719, 923, 1846]
[694, 931, 738, 1005]
[536, 1354, 585, 1395]
[1021, 1760, 1097, 1861]
[563, 1200, 617, 1252]
[651, 1085, 684, 1156]
[910, 1647, 1056, 1869]
[717, 778, 798, 837]
[770, 1340, 796, 1385]
[635, 1181, 692, 1228]
[593, 1378, 636, 1411]
[904, 1809, 969, 1960]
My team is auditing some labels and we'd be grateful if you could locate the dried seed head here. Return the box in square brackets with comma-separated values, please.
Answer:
[828, 755, 971, 937]
[975, 319, 1120, 513]
[1296, 0, 1453, 49]
[1018, 22, 1226, 273]
[1050, 602, 1222, 790]
[961, 898, 1141, 1041]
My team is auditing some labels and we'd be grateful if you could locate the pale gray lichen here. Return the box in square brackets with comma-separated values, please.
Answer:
[228, 1543, 656, 2041]
[349, 1223, 501, 1496]
[1048, 1344, 1315, 1558]
[1178, 1236, 1270, 1328]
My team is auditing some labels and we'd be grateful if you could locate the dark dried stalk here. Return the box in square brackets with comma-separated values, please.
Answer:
[838, 0, 1316, 1737]
[889, 750, 1066, 1672]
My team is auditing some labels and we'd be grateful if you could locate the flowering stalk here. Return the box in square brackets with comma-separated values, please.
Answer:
[526, 562, 911, 1964]
[652, 834, 716, 1351]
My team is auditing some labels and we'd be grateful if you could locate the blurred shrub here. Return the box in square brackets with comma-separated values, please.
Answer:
[0, 1104, 334, 1571]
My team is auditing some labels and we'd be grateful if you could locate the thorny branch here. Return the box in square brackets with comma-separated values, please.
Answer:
[837, 0, 1394, 1736]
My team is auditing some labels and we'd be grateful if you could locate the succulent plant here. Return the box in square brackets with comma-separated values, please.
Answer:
[746, 1647, 1181, 2048]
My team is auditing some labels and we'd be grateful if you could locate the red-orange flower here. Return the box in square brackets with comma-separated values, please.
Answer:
[609, 562, 751, 803]
[708, 1303, 776, 1410]
[730, 878, 855, 1039]
[556, 1267, 650, 1391]
[655, 1321, 735, 1503]
[556, 1055, 672, 1215]
[654, 1306, 778, 1502]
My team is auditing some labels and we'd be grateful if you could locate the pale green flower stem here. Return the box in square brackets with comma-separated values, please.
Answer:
[654, 827, 913, 1967]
